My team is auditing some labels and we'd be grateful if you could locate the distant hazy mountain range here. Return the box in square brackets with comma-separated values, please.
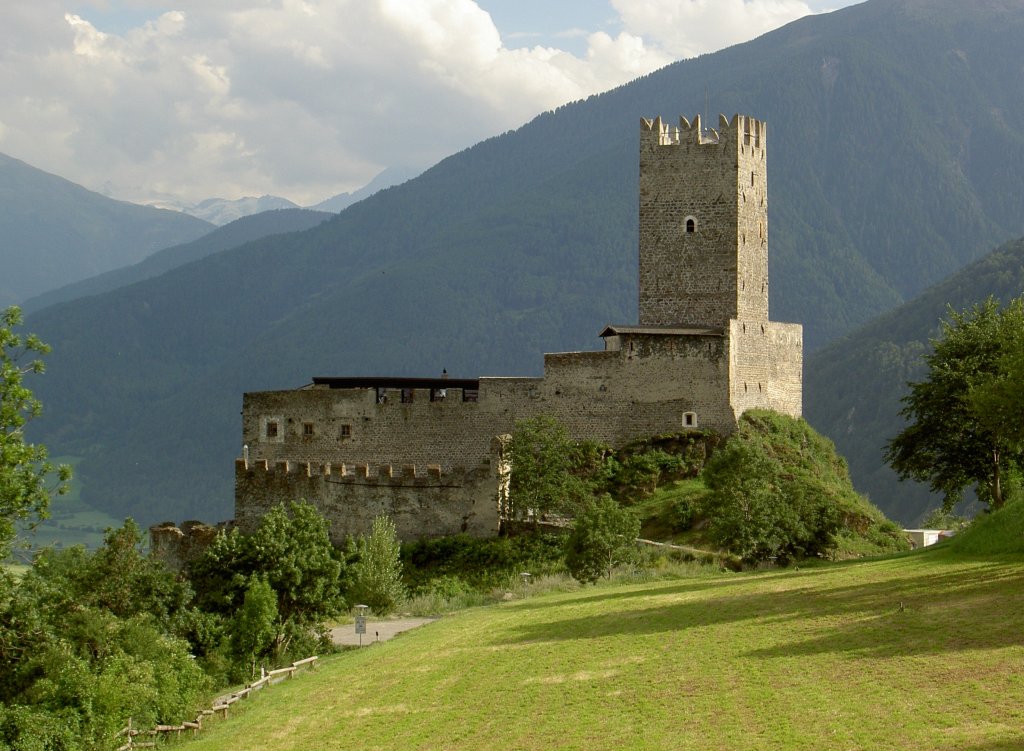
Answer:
[22, 209, 333, 313]
[23, 0, 1024, 527]
[141, 166, 424, 225]
[0, 153, 212, 307]
[143, 195, 301, 226]
[307, 166, 423, 213]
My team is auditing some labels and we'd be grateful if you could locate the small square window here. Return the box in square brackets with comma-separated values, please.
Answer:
[266, 421, 279, 438]
[683, 412, 697, 428]
[340, 425, 352, 437]
[303, 422, 314, 437]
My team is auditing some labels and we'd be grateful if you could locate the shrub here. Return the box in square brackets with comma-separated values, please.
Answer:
[347, 515, 406, 615]
[565, 496, 641, 584]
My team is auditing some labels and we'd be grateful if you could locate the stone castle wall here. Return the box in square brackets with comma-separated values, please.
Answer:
[234, 456, 502, 543]
[728, 320, 803, 419]
[149, 520, 229, 572]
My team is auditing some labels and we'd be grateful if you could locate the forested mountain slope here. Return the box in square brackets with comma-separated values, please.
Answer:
[806, 235, 1024, 525]
[25, 0, 1024, 525]
[22, 209, 332, 312]
[0, 153, 212, 306]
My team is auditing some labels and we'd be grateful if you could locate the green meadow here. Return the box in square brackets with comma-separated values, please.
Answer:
[185, 515, 1024, 751]
[9, 457, 124, 559]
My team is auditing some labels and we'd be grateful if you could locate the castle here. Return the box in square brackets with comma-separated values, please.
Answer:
[234, 113, 803, 544]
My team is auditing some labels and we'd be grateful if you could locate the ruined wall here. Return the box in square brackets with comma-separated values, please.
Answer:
[639, 114, 768, 328]
[235, 456, 502, 544]
[149, 520, 228, 572]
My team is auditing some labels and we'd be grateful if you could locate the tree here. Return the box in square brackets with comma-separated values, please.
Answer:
[509, 416, 593, 520]
[0, 306, 70, 557]
[229, 577, 278, 679]
[886, 297, 1024, 511]
[188, 501, 344, 657]
[701, 410, 883, 565]
[347, 514, 405, 615]
[564, 495, 640, 584]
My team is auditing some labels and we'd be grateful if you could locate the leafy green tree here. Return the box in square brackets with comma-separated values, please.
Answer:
[702, 442, 798, 564]
[229, 577, 279, 679]
[886, 297, 1024, 511]
[564, 495, 640, 584]
[189, 501, 344, 657]
[509, 416, 593, 519]
[0, 530, 208, 749]
[347, 514, 405, 615]
[0, 306, 70, 557]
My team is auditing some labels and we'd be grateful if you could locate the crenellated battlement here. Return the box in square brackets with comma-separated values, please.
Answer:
[641, 113, 765, 151]
[235, 457, 477, 485]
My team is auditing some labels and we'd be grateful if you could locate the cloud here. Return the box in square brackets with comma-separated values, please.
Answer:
[613, 0, 814, 58]
[0, 0, 810, 205]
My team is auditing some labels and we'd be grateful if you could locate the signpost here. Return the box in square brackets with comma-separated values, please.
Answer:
[355, 604, 369, 647]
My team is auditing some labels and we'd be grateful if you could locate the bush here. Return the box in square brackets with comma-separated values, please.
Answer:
[347, 515, 406, 615]
[565, 496, 641, 584]
[702, 410, 907, 564]
[401, 532, 566, 591]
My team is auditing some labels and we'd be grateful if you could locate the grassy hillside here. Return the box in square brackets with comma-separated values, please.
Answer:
[184, 540, 1024, 750]
[25, 0, 1024, 526]
[806, 236, 1024, 525]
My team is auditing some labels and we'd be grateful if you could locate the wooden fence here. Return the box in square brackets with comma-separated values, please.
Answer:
[114, 655, 319, 750]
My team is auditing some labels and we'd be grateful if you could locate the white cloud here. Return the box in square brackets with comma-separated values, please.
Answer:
[612, 0, 814, 58]
[0, 0, 817, 206]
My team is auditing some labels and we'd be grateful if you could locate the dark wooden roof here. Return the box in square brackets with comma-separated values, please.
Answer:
[311, 376, 479, 390]
[598, 324, 725, 338]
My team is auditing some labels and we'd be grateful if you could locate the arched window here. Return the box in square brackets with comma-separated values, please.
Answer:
[684, 216, 696, 234]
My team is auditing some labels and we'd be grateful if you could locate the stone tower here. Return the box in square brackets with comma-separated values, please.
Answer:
[638, 114, 768, 328]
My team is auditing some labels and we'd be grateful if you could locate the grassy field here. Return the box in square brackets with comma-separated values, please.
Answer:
[184, 538, 1024, 750]
[9, 457, 124, 559]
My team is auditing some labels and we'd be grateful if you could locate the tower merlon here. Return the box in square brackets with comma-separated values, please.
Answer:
[641, 113, 765, 149]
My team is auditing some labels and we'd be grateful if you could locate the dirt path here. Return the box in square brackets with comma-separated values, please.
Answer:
[330, 617, 438, 647]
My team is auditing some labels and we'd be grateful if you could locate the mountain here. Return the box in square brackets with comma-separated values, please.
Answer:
[145, 195, 301, 226]
[25, 0, 1024, 526]
[309, 166, 423, 213]
[805, 235, 1024, 526]
[21, 209, 333, 313]
[0, 153, 213, 306]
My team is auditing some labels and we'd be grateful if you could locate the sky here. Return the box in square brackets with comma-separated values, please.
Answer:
[0, 0, 859, 207]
